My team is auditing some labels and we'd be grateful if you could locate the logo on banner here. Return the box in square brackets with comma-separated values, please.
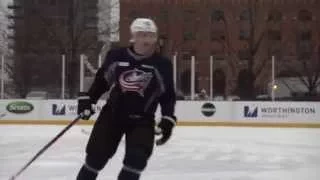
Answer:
[201, 103, 216, 117]
[51, 103, 103, 116]
[52, 104, 66, 115]
[6, 101, 34, 114]
[244, 106, 258, 117]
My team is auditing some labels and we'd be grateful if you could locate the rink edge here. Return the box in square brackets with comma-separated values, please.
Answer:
[1, 120, 320, 128]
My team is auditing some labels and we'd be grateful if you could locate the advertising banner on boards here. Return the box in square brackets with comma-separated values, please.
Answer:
[0, 100, 40, 120]
[42, 100, 106, 120]
[0, 100, 319, 124]
[154, 101, 232, 121]
[234, 101, 320, 122]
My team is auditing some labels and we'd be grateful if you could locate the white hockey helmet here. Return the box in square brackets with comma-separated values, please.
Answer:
[130, 18, 158, 34]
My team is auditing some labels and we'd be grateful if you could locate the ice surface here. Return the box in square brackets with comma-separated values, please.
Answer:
[1, 125, 320, 180]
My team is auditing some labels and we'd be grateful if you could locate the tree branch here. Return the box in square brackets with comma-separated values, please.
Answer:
[311, 57, 320, 88]
[302, 61, 313, 90]
[283, 63, 310, 89]
[252, 30, 266, 55]
[316, 80, 320, 88]
[254, 57, 268, 77]
[279, 78, 295, 93]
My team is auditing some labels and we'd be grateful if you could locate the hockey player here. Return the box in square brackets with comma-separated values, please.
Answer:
[76, 18, 177, 180]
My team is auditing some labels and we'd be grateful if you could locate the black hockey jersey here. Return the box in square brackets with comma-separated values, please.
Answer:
[87, 47, 176, 119]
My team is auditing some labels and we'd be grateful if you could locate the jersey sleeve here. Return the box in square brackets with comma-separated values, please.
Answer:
[159, 59, 176, 119]
[87, 50, 116, 103]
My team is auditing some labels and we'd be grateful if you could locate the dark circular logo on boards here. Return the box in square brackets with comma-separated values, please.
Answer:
[201, 103, 216, 117]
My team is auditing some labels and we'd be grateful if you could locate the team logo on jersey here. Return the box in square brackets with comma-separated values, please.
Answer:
[119, 68, 153, 96]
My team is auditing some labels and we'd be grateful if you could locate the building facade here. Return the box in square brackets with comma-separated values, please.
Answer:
[8, 0, 99, 98]
[120, 0, 319, 98]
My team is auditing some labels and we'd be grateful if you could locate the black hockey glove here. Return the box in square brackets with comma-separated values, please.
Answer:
[155, 116, 176, 146]
[77, 92, 95, 120]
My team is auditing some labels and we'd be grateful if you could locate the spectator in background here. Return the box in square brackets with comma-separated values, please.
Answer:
[197, 89, 209, 100]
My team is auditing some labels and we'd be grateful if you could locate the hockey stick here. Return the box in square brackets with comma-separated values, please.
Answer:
[0, 112, 6, 119]
[9, 115, 83, 180]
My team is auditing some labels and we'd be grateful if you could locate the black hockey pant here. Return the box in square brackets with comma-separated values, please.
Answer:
[76, 106, 155, 180]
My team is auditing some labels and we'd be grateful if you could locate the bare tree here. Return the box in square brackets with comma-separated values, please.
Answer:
[98, 0, 119, 59]
[167, 8, 203, 96]
[8, 3, 69, 97]
[0, 3, 10, 56]
[0, 3, 16, 98]
[289, 49, 320, 96]
[40, 0, 120, 96]
[9, 0, 119, 98]
[219, 0, 275, 99]
[281, 11, 320, 97]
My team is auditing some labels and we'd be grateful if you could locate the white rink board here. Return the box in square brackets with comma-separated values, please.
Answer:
[169, 101, 232, 121]
[45, 100, 232, 122]
[0, 100, 41, 120]
[43, 100, 106, 120]
[0, 100, 319, 124]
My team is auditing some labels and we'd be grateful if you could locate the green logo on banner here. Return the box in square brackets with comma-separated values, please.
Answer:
[7, 101, 34, 114]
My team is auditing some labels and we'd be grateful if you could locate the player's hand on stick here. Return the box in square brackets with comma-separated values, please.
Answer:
[155, 116, 176, 146]
[77, 92, 95, 120]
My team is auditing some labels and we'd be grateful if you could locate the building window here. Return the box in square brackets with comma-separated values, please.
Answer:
[268, 45, 282, 59]
[211, 55, 225, 61]
[181, 50, 196, 60]
[298, 51, 312, 61]
[297, 31, 312, 61]
[183, 31, 195, 41]
[159, 9, 168, 22]
[299, 31, 312, 41]
[182, 51, 192, 61]
[296, 31, 312, 59]
[239, 29, 250, 40]
[211, 31, 225, 41]
[57, 18, 67, 26]
[298, 9, 312, 22]
[31, 0, 38, 5]
[238, 49, 250, 61]
[183, 9, 195, 22]
[211, 9, 224, 22]
[38, 0, 47, 5]
[268, 30, 281, 41]
[298, 40, 312, 53]
[268, 10, 282, 22]
[49, 0, 57, 6]
[240, 9, 250, 21]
